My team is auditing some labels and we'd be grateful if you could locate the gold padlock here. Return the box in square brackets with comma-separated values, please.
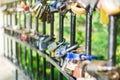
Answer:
[100, 7, 109, 24]
[71, 2, 86, 15]
[50, 51, 55, 57]
[98, 0, 120, 15]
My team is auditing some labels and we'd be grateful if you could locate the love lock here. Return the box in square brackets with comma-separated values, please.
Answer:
[61, 52, 80, 75]
[50, 1, 58, 13]
[77, 0, 91, 8]
[70, 2, 86, 14]
[55, 43, 78, 58]
[39, 5, 50, 21]
[38, 35, 48, 51]
[98, 0, 120, 15]
[47, 41, 65, 57]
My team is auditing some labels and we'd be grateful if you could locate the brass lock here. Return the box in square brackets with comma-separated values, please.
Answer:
[70, 2, 86, 14]
[98, 0, 120, 15]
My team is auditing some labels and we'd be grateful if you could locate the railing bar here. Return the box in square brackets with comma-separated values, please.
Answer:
[42, 22, 46, 35]
[19, 44, 23, 69]
[59, 13, 64, 42]
[107, 15, 117, 67]
[85, 7, 92, 55]
[36, 52, 40, 80]
[50, 13, 54, 36]
[24, 46, 28, 75]
[4, 34, 75, 80]
[30, 49, 34, 80]
[16, 42, 19, 66]
[43, 55, 46, 80]
[50, 13, 54, 80]
[70, 12, 76, 46]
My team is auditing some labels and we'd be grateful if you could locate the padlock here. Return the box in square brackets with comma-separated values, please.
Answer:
[38, 35, 48, 51]
[55, 43, 78, 58]
[21, 34, 27, 41]
[23, 5, 29, 12]
[48, 41, 64, 52]
[100, 7, 109, 24]
[39, 6, 47, 21]
[50, 1, 58, 13]
[77, 0, 91, 8]
[71, 2, 86, 15]
[35, 5, 42, 18]
[50, 51, 55, 57]
[98, 0, 120, 15]
[0, 5, 7, 12]
[32, 2, 42, 13]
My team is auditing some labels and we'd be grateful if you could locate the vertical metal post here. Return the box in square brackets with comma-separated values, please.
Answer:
[50, 63, 54, 80]
[107, 15, 117, 67]
[16, 43, 19, 66]
[58, 13, 64, 80]
[16, 69, 18, 80]
[30, 49, 33, 80]
[36, 53, 39, 80]
[50, 14, 54, 37]
[43, 56, 46, 80]
[50, 13, 54, 80]
[85, 7, 92, 55]
[15, 2, 17, 26]
[70, 12, 76, 46]
[42, 22, 47, 80]
[10, 7, 13, 62]
[24, 0, 26, 28]
[59, 13, 64, 42]
[42, 22, 46, 35]
[24, 46, 28, 75]
[19, 44, 23, 69]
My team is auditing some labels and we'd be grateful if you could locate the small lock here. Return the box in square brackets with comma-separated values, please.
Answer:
[50, 51, 55, 57]
[39, 5, 49, 20]
[39, 36, 48, 51]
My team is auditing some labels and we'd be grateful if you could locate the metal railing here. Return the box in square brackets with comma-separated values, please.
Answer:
[1, 0, 120, 80]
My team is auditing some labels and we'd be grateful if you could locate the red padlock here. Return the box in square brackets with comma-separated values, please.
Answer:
[21, 34, 27, 41]
[23, 5, 29, 11]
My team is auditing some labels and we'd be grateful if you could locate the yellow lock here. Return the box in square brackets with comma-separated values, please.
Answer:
[50, 51, 55, 57]
[100, 7, 109, 24]
[71, 2, 86, 15]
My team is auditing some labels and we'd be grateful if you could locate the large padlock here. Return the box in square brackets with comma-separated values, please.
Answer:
[77, 0, 91, 8]
[55, 43, 78, 58]
[71, 2, 86, 15]
[98, 0, 120, 15]
[47, 41, 64, 52]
